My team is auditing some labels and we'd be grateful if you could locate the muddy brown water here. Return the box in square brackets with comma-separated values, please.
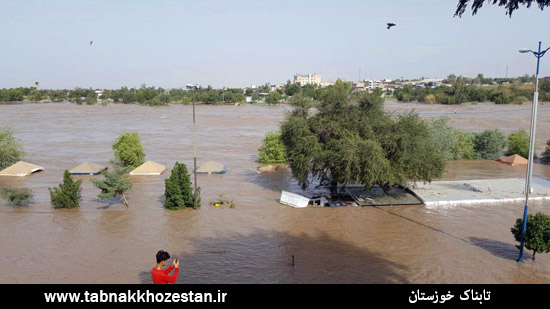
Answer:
[1, 102, 550, 283]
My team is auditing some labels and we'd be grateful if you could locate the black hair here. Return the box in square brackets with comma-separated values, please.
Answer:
[156, 250, 170, 264]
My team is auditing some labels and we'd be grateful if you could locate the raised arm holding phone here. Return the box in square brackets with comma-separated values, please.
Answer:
[151, 250, 180, 284]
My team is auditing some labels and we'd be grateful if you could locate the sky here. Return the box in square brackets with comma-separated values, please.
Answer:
[1, 0, 550, 89]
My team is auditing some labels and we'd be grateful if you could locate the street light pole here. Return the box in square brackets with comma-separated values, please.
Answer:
[187, 83, 199, 210]
[517, 41, 550, 262]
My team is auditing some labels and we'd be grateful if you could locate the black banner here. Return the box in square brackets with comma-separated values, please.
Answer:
[1, 284, 548, 307]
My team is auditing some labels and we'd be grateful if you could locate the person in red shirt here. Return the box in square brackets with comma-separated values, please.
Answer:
[151, 250, 179, 284]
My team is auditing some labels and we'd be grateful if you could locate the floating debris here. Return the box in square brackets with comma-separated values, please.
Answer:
[209, 195, 236, 208]
[279, 191, 309, 208]
[463, 183, 482, 193]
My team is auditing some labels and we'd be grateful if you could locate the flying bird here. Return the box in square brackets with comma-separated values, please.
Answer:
[90, 40, 93, 46]
[386, 23, 396, 29]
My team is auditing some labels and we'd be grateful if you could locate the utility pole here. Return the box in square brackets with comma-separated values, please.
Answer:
[186, 83, 199, 209]
[517, 41, 550, 262]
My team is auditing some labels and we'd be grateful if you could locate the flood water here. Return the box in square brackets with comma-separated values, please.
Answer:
[1, 102, 550, 284]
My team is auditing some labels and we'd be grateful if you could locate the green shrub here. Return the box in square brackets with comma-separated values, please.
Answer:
[265, 91, 282, 104]
[424, 94, 436, 104]
[90, 166, 133, 206]
[112, 132, 146, 169]
[85, 96, 97, 105]
[474, 129, 507, 160]
[507, 129, 530, 158]
[512, 96, 529, 105]
[164, 162, 200, 209]
[258, 132, 287, 164]
[454, 131, 477, 160]
[541, 139, 550, 165]
[511, 212, 550, 260]
[435, 93, 450, 104]
[428, 118, 459, 161]
[49, 170, 82, 209]
[1, 187, 33, 206]
[0, 126, 25, 169]
[493, 93, 511, 104]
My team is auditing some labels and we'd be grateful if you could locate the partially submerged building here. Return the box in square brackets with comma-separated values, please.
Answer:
[0, 161, 44, 176]
[129, 160, 167, 176]
[195, 161, 226, 174]
[497, 154, 528, 166]
[69, 162, 107, 175]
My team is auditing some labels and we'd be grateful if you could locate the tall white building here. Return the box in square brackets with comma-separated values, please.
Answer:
[294, 73, 321, 86]
[365, 80, 380, 89]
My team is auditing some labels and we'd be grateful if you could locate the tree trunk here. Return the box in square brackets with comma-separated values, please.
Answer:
[533, 251, 536, 260]
[330, 181, 338, 197]
[380, 182, 392, 194]
[122, 193, 129, 207]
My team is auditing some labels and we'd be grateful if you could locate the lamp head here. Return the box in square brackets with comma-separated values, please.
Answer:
[519, 49, 531, 53]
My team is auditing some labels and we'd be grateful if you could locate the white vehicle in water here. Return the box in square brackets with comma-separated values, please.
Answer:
[279, 191, 309, 208]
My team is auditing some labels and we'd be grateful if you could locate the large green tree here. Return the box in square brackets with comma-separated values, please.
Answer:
[112, 132, 146, 169]
[0, 126, 25, 169]
[280, 80, 446, 196]
[511, 212, 550, 260]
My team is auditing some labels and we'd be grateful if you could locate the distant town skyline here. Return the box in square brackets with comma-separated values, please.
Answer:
[1, 0, 549, 89]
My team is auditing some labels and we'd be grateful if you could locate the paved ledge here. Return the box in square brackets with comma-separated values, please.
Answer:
[409, 178, 550, 208]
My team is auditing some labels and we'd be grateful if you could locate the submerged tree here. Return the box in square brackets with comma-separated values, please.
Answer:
[280, 80, 446, 196]
[49, 170, 83, 209]
[511, 212, 550, 260]
[1, 187, 33, 207]
[507, 129, 530, 158]
[0, 126, 25, 170]
[112, 132, 146, 169]
[257, 132, 287, 164]
[90, 166, 133, 206]
[164, 162, 200, 209]
[473, 129, 507, 160]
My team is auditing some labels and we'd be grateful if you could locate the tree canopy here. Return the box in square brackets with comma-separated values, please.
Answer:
[164, 162, 200, 209]
[0, 126, 25, 170]
[1, 187, 33, 207]
[473, 129, 508, 159]
[455, 0, 550, 17]
[257, 132, 287, 164]
[90, 166, 133, 206]
[511, 212, 550, 259]
[280, 80, 446, 195]
[507, 129, 530, 158]
[49, 170, 83, 209]
[112, 132, 146, 169]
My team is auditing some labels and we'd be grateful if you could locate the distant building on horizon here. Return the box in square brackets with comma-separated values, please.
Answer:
[294, 73, 321, 86]
[95, 89, 105, 98]
[319, 81, 334, 88]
